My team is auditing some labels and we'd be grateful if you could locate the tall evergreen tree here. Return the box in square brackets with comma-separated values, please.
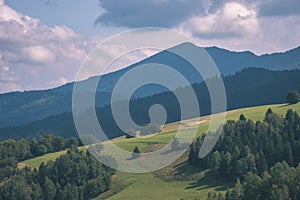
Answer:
[42, 177, 56, 200]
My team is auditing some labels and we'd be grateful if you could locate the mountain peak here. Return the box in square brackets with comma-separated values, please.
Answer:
[167, 42, 199, 52]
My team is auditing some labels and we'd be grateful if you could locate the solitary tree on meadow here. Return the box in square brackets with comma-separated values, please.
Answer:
[286, 90, 300, 104]
[132, 146, 141, 159]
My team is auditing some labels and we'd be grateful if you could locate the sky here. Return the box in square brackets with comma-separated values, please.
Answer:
[0, 0, 299, 93]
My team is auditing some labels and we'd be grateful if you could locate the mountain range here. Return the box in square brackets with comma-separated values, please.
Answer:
[0, 43, 299, 137]
[0, 67, 300, 140]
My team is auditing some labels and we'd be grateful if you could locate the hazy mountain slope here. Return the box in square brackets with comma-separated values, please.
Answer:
[0, 43, 299, 128]
[206, 45, 300, 73]
[1, 68, 299, 140]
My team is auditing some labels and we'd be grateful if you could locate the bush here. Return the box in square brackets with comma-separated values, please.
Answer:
[132, 146, 141, 159]
[286, 90, 300, 104]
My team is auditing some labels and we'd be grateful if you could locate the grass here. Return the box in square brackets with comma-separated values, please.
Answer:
[23, 151, 67, 169]
[95, 150, 231, 200]
[97, 172, 230, 200]
[22, 146, 86, 169]
[20, 103, 300, 200]
[111, 103, 300, 153]
[223, 103, 300, 122]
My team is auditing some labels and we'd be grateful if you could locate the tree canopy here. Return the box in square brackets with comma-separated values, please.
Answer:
[0, 148, 114, 200]
[189, 109, 300, 182]
[286, 90, 300, 104]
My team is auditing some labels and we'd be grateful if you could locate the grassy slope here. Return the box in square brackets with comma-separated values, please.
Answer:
[96, 150, 231, 200]
[23, 151, 66, 169]
[21, 103, 300, 199]
[110, 103, 300, 153]
[100, 172, 230, 200]
[23, 146, 86, 169]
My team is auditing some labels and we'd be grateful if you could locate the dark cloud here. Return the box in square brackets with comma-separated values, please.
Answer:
[258, 0, 300, 17]
[95, 0, 208, 28]
[95, 0, 300, 28]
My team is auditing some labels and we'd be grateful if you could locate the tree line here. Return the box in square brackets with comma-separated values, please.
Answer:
[189, 109, 300, 181]
[207, 161, 300, 200]
[0, 146, 114, 200]
[187, 108, 300, 199]
[0, 135, 81, 182]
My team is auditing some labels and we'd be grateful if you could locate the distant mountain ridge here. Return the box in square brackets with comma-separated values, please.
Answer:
[1, 67, 300, 140]
[206, 45, 300, 73]
[0, 43, 299, 128]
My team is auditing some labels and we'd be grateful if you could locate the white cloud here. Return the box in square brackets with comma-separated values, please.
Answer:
[23, 45, 56, 64]
[78, 44, 158, 81]
[0, 1, 94, 93]
[258, 16, 300, 52]
[180, 2, 260, 38]
[0, 66, 17, 81]
[0, 0, 299, 93]
[51, 26, 81, 42]
[0, 1, 158, 93]
[94, 0, 299, 55]
[175, 1, 300, 55]
[48, 77, 68, 87]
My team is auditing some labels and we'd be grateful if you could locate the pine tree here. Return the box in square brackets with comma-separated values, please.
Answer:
[132, 146, 141, 159]
[239, 114, 246, 121]
[256, 150, 268, 174]
[61, 183, 78, 200]
[54, 183, 62, 200]
[210, 151, 221, 173]
[284, 142, 294, 166]
[42, 177, 56, 200]
[230, 179, 242, 200]
[31, 183, 42, 200]
[188, 142, 196, 165]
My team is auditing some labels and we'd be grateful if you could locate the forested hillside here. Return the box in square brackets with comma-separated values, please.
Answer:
[0, 144, 114, 200]
[1, 68, 299, 140]
[189, 109, 300, 199]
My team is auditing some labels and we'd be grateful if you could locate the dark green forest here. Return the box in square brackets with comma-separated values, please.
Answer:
[0, 145, 114, 200]
[0, 135, 84, 181]
[225, 161, 300, 200]
[207, 161, 300, 200]
[188, 109, 300, 199]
